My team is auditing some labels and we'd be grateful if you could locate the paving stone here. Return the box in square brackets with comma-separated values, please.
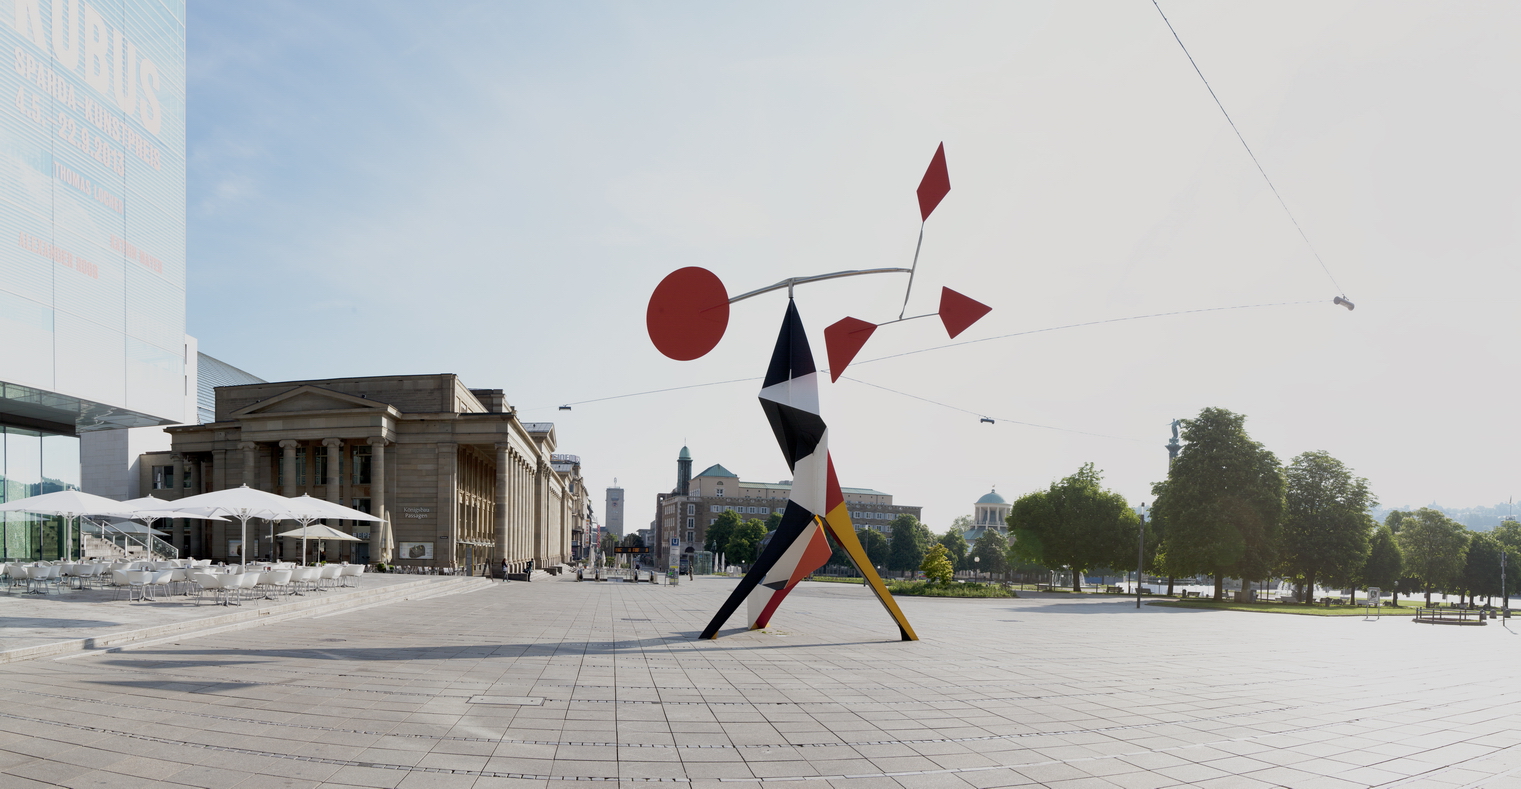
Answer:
[2, 577, 1520, 788]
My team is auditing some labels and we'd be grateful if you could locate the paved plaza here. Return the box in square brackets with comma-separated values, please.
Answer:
[0, 576, 1518, 789]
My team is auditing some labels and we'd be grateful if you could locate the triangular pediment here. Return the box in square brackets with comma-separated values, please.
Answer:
[231, 385, 390, 417]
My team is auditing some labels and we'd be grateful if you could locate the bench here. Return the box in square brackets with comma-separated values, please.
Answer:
[1414, 608, 1487, 625]
[1105, 585, 1123, 595]
[1180, 590, 1201, 598]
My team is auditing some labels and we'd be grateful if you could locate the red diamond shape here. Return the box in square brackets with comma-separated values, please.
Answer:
[939, 287, 990, 339]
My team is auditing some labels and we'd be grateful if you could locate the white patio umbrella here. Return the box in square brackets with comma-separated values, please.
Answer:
[117, 495, 227, 558]
[0, 490, 136, 561]
[149, 485, 294, 569]
[377, 515, 395, 564]
[279, 495, 380, 566]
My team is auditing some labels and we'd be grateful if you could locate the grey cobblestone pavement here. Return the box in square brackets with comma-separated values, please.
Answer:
[1, 576, 1518, 788]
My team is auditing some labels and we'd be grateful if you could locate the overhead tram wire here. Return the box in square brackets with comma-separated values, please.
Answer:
[850, 299, 1320, 368]
[529, 299, 1318, 412]
[1150, 0, 1347, 298]
[839, 376, 1146, 443]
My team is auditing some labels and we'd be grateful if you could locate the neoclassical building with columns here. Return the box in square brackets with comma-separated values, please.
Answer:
[140, 374, 584, 572]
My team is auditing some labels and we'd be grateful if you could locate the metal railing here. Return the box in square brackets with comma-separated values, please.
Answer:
[84, 518, 179, 561]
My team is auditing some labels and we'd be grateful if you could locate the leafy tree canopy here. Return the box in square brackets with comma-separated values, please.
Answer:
[1153, 407, 1284, 593]
[765, 511, 783, 532]
[1396, 508, 1469, 603]
[1459, 532, 1503, 600]
[937, 529, 969, 571]
[1360, 525, 1404, 593]
[620, 532, 645, 548]
[1278, 450, 1377, 601]
[1007, 463, 1139, 590]
[705, 510, 742, 554]
[888, 514, 932, 572]
[970, 528, 1008, 575]
[921, 543, 954, 585]
[857, 527, 889, 568]
[725, 519, 767, 564]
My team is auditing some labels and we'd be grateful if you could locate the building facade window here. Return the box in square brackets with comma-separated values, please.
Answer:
[152, 465, 173, 490]
[686, 503, 695, 515]
[351, 445, 372, 485]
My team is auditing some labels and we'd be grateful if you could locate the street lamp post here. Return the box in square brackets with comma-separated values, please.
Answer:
[1502, 550, 1508, 619]
[1136, 502, 1147, 610]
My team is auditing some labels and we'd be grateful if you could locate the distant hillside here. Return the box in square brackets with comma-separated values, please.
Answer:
[1371, 503, 1518, 531]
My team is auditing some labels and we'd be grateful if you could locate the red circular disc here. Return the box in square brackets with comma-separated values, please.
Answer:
[647, 267, 730, 361]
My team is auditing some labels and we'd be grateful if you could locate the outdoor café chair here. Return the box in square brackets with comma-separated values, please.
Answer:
[189, 572, 217, 604]
[290, 566, 318, 594]
[236, 572, 263, 603]
[147, 570, 174, 600]
[122, 570, 152, 602]
[262, 569, 293, 597]
[109, 569, 134, 599]
[318, 564, 343, 590]
[2, 563, 24, 593]
[339, 564, 365, 587]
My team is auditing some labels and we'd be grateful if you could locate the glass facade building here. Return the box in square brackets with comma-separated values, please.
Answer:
[0, 0, 186, 546]
[0, 425, 81, 559]
[0, 0, 187, 430]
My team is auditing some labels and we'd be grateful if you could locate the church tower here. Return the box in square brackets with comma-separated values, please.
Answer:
[677, 446, 692, 495]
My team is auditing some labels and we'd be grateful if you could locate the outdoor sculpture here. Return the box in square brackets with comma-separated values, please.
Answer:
[646, 145, 991, 640]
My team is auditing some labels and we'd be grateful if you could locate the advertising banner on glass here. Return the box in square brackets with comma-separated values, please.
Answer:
[0, 0, 187, 423]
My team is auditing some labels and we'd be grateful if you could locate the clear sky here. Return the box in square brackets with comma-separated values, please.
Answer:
[189, 2, 1520, 532]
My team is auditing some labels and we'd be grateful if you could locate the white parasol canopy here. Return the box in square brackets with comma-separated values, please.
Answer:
[0, 490, 137, 561]
[150, 485, 294, 568]
[275, 523, 362, 541]
[281, 495, 380, 565]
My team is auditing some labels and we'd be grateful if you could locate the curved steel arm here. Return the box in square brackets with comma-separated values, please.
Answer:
[727, 267, 911, 304]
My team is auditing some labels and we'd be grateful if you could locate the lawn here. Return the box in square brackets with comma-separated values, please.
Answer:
[886, 581, 1017, 598]
[802, 576, 1016, 597]
[1148, 598, 1420, 616]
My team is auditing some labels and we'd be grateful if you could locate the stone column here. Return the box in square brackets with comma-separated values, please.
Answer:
[495, 443, 509, 569]
[211, 448, 227, 559]
[239, 441, 256, 487]
[169, 454, 186, 553]
[437, 443, 457, 569]
[368, 437, 388, 562]
[280, 440, 299, 494]
[541, 459, 553, 571]
[276, 440, 298, 562]
[323, 439, 342, 504]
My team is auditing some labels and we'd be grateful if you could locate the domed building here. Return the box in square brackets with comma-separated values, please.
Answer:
[961, 488, 1011, 542]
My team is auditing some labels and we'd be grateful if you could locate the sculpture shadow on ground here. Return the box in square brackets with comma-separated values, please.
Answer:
[77, 632, 900, 665]
[0, 616, 124, 630]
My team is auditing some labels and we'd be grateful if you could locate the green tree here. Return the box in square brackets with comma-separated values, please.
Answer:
[620, 532, 645, 548]
[1278, 451, 1377, 605]
[920, 543, 954, 586]
[705, 510, 741, 554]
[1360, 526, 1404, 603]
[857, 528, 889, 568]
[599, 533, 617, 556]
[765, 511, 783, 531]
[1153, 407, 1284, 601]
[971, 528, 1009, 578]
[1459, 532, 1503, 604]
[725, 519, 767, 565]
[1396, 508, 1469, 606]
[1007, 463, 1139, 592]
[887, 514, 930, 574]
[937, 529, 969, 572]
